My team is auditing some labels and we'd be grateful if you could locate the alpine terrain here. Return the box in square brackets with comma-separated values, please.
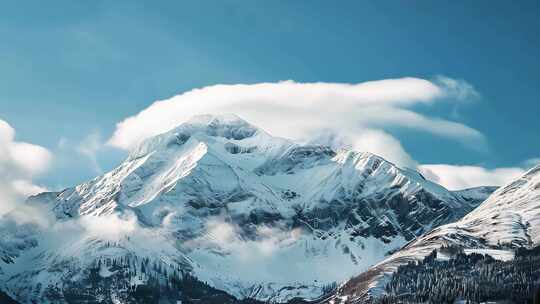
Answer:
[328, 163, 540, 303]
[0, 115, 495, 304]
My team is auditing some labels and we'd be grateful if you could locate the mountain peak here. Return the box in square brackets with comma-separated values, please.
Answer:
[181, 113, 260, 140]
[184, 113, 248, 125]
[129, 114, 262, 159]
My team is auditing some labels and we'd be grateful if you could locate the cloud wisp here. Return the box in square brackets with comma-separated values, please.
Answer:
[0, 119, 51, 215]
[77, 130, 104, 174]
[523, 158, 540, 169]
[190, 217, 303, 260]
[107, 77, 483, 168]
[419, 164, 526, 190]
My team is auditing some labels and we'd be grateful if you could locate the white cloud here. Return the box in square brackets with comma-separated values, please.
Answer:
[7, 201, 55, 228]
[351, 129, 417, 168]
[523, 158, 540, 169]
[0, 119, 52, 215]
[186, 217, 303, 261]
[305, 128, 417, 168]
[107, 78, 484, 166]
[434, 75, 480, 101]
[99, 76, 522, 193]
[419, 164, 525, 190]
[77, 131, 103, 174]
[9, 142, 51, 175]
[11, 179, 48, 197]
[76, 213, 139, 239]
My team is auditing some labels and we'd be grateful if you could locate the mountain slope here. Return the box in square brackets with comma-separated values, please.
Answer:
[327, 164, 540, 303]
[451, 185, 497, 207]
[0, 114, 479, 303]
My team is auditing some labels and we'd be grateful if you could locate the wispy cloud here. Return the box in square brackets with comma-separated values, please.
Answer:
[185, 216, 303, 260]
[522, 157, 540, 169]
[77, 130, 103, 174]
[0, 119, 51, 215]
[107, 77, 482, 168]
[434, 75, 480, 101]
[419, 164, 525, 190]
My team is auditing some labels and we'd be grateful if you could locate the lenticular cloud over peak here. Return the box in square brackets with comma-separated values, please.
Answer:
[107, 77, 484, 156]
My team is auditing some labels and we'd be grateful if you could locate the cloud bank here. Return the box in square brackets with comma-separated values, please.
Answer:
[419, 164, 525, 190]
[0, 119, 51, 215]
[107, 77, 483, 168]
[105, 76, 531, 190]
[191, 217, 303, 260]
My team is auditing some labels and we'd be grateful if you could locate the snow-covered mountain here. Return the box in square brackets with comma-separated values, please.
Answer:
[0, 114, 484, 303]
[451, 186, 498, 207]
[327, 164, 540, 303]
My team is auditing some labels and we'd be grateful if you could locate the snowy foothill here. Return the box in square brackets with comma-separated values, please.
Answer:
[329, 163, 540, 303]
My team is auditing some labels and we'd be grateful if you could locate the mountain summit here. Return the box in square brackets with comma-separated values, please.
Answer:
[0, 115, 491, 303]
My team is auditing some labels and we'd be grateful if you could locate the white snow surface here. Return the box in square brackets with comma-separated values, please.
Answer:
[0, 114, 477, 303]
[329, 164, 540, 303]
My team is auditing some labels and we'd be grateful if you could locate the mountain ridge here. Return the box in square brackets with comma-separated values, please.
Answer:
[0, 114, 495, 303]
[326, 163, 540, 303]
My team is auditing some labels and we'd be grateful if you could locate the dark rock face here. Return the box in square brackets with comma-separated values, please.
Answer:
[0, 291, 18, 304]
[205, 119, 258, 140]
[224, 142, 257, 154]
[256, 146, 336, 175]
[297, 188, 468, 242]
[166, 132, 191, 148]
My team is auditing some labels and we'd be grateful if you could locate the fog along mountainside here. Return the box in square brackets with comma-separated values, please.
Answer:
[2, 115, 536, 304]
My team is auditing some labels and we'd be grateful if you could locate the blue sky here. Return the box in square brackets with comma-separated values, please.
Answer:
[1, 1, 539, 190]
